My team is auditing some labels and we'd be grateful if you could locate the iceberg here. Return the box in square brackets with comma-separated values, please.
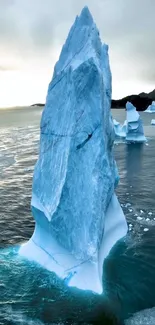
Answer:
[145, 101, 155, 113]
[122, 120, 127, 134]
[113, 119, 126, 138]
[151, 119, 155, 125]
[19, 6, 127, 294]
[126, 102, 146, 143]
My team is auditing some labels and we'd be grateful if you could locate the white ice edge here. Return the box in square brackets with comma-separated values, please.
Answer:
[126, 135, 147, 143]
[19, 193, 127, 294]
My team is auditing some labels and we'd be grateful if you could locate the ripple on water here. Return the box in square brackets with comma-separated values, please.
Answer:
[0, 247, 121, 325]
[0, 111, 155, 323]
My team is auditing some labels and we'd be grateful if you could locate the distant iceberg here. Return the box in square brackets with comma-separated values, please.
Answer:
[126, 102, 146, 143]
[19, 6, 127, 294]
[113, 119, 126, 138]
[151, 119, 155, 125]
[145, 101, 155, 113]
[122, 120, 127, 135]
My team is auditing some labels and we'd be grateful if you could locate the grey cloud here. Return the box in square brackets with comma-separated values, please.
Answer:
[30, 15, 53, 49]
[0, 0, 154, 85]
[0, 0, 54, 54]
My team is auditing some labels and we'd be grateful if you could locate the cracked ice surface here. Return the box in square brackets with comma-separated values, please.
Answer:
[19, 6, 127, 293]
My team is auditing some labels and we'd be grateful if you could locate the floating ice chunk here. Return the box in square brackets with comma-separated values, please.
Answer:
[137, 216, 143, 221]
[113, 119, 126, 138]
[151, 119, 155, 125]
[143, 228, 149, 232]
[125, 102, 146, 143]
[19, 6, 127, 293]
[113, 119, 121, 136]
[145, 101, 155, 113]
[113, 119, 120, 126]
[125, 203, 131, 208]
[129, 223, 133, 232]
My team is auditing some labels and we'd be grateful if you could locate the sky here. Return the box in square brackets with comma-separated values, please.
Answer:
[0, 0, 155, 107]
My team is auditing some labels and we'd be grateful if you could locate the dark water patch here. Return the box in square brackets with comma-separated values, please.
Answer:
[1, 231, 155, 324]
[103, 229, 155, 321]
[0, 247, 123, 325]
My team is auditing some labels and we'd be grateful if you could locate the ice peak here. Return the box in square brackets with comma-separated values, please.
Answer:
[126, 101, 139, 122]
[78, 6, 94, 26]
[53, 6, 101, 76]
[126, 101, 135, 111]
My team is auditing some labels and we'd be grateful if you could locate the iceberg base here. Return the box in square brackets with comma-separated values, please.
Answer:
[19, 193, 127, 294]
[126, 134, 147, 143]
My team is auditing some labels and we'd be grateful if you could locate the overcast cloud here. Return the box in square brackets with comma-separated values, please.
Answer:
[0, 0, 154, 106]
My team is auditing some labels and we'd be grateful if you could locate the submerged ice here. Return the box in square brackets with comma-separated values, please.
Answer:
[19, 6, 127, 293]
[126, 102, 146, 143]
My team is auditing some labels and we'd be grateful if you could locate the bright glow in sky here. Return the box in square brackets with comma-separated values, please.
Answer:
[0, 50, 60, 107]
[0, 0, 155, 107]
[0, 70, 48, 107]
[0, 63, 154, 108]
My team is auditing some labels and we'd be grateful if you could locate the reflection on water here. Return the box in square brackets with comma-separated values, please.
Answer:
[126, 143, 144, 176]
[115, 140, 155, 235]
[126, 143, 144, 193]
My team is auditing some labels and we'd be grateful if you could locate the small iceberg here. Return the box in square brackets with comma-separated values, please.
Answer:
[113, 119, 126, 138]
[151, 119, 155, 125]
[145, 101, 155, 113]
[125, 102, 146, 143]
[122, 120, 127, 135]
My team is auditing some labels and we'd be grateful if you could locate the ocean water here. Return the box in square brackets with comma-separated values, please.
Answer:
[0, 107, 155, 324]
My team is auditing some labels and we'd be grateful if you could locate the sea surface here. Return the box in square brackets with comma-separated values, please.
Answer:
[0, 107, 155, 325]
